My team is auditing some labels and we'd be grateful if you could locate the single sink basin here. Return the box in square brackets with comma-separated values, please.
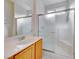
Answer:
[18, 39, 34, 45]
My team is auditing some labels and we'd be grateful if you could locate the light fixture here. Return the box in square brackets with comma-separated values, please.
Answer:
[45, 13, 55, 18]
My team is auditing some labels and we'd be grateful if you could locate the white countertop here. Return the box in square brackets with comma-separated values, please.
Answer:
[4, 36, 42, 59]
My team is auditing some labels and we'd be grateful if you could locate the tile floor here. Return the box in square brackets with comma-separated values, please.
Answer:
[42, 50, 73, 59]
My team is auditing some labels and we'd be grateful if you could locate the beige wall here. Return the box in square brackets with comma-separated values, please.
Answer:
[5, 0, 16, 37]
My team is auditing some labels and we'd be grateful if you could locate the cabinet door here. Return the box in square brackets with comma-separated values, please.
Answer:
[15, 44, 35, 59]
[36, 39, 42, 59]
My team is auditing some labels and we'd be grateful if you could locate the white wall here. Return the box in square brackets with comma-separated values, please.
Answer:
[46, 0, 74, 13]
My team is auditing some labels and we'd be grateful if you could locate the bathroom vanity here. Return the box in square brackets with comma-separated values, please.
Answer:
[4, 36, 42, 59]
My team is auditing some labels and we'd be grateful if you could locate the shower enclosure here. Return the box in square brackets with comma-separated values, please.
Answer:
[38, 9, 74, 57]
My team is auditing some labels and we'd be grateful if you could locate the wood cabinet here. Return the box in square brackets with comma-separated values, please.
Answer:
[15, 44, 35, 59]
[36, 39, 42, 59]
[8, 39, 42, 59]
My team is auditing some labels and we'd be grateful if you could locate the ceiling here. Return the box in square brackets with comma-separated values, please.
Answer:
[10, 0, 74, 18]
[42, 0, 65, 5]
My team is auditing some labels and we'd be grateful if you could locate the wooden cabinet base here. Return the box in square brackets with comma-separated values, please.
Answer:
[8, 39, 42, 59]
[36, 39, 42, 59]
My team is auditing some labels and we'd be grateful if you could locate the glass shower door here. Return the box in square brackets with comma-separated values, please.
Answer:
[38, 10, 74, 58]
[39, 14, 56, 52]
[55, 10, 74, 57]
